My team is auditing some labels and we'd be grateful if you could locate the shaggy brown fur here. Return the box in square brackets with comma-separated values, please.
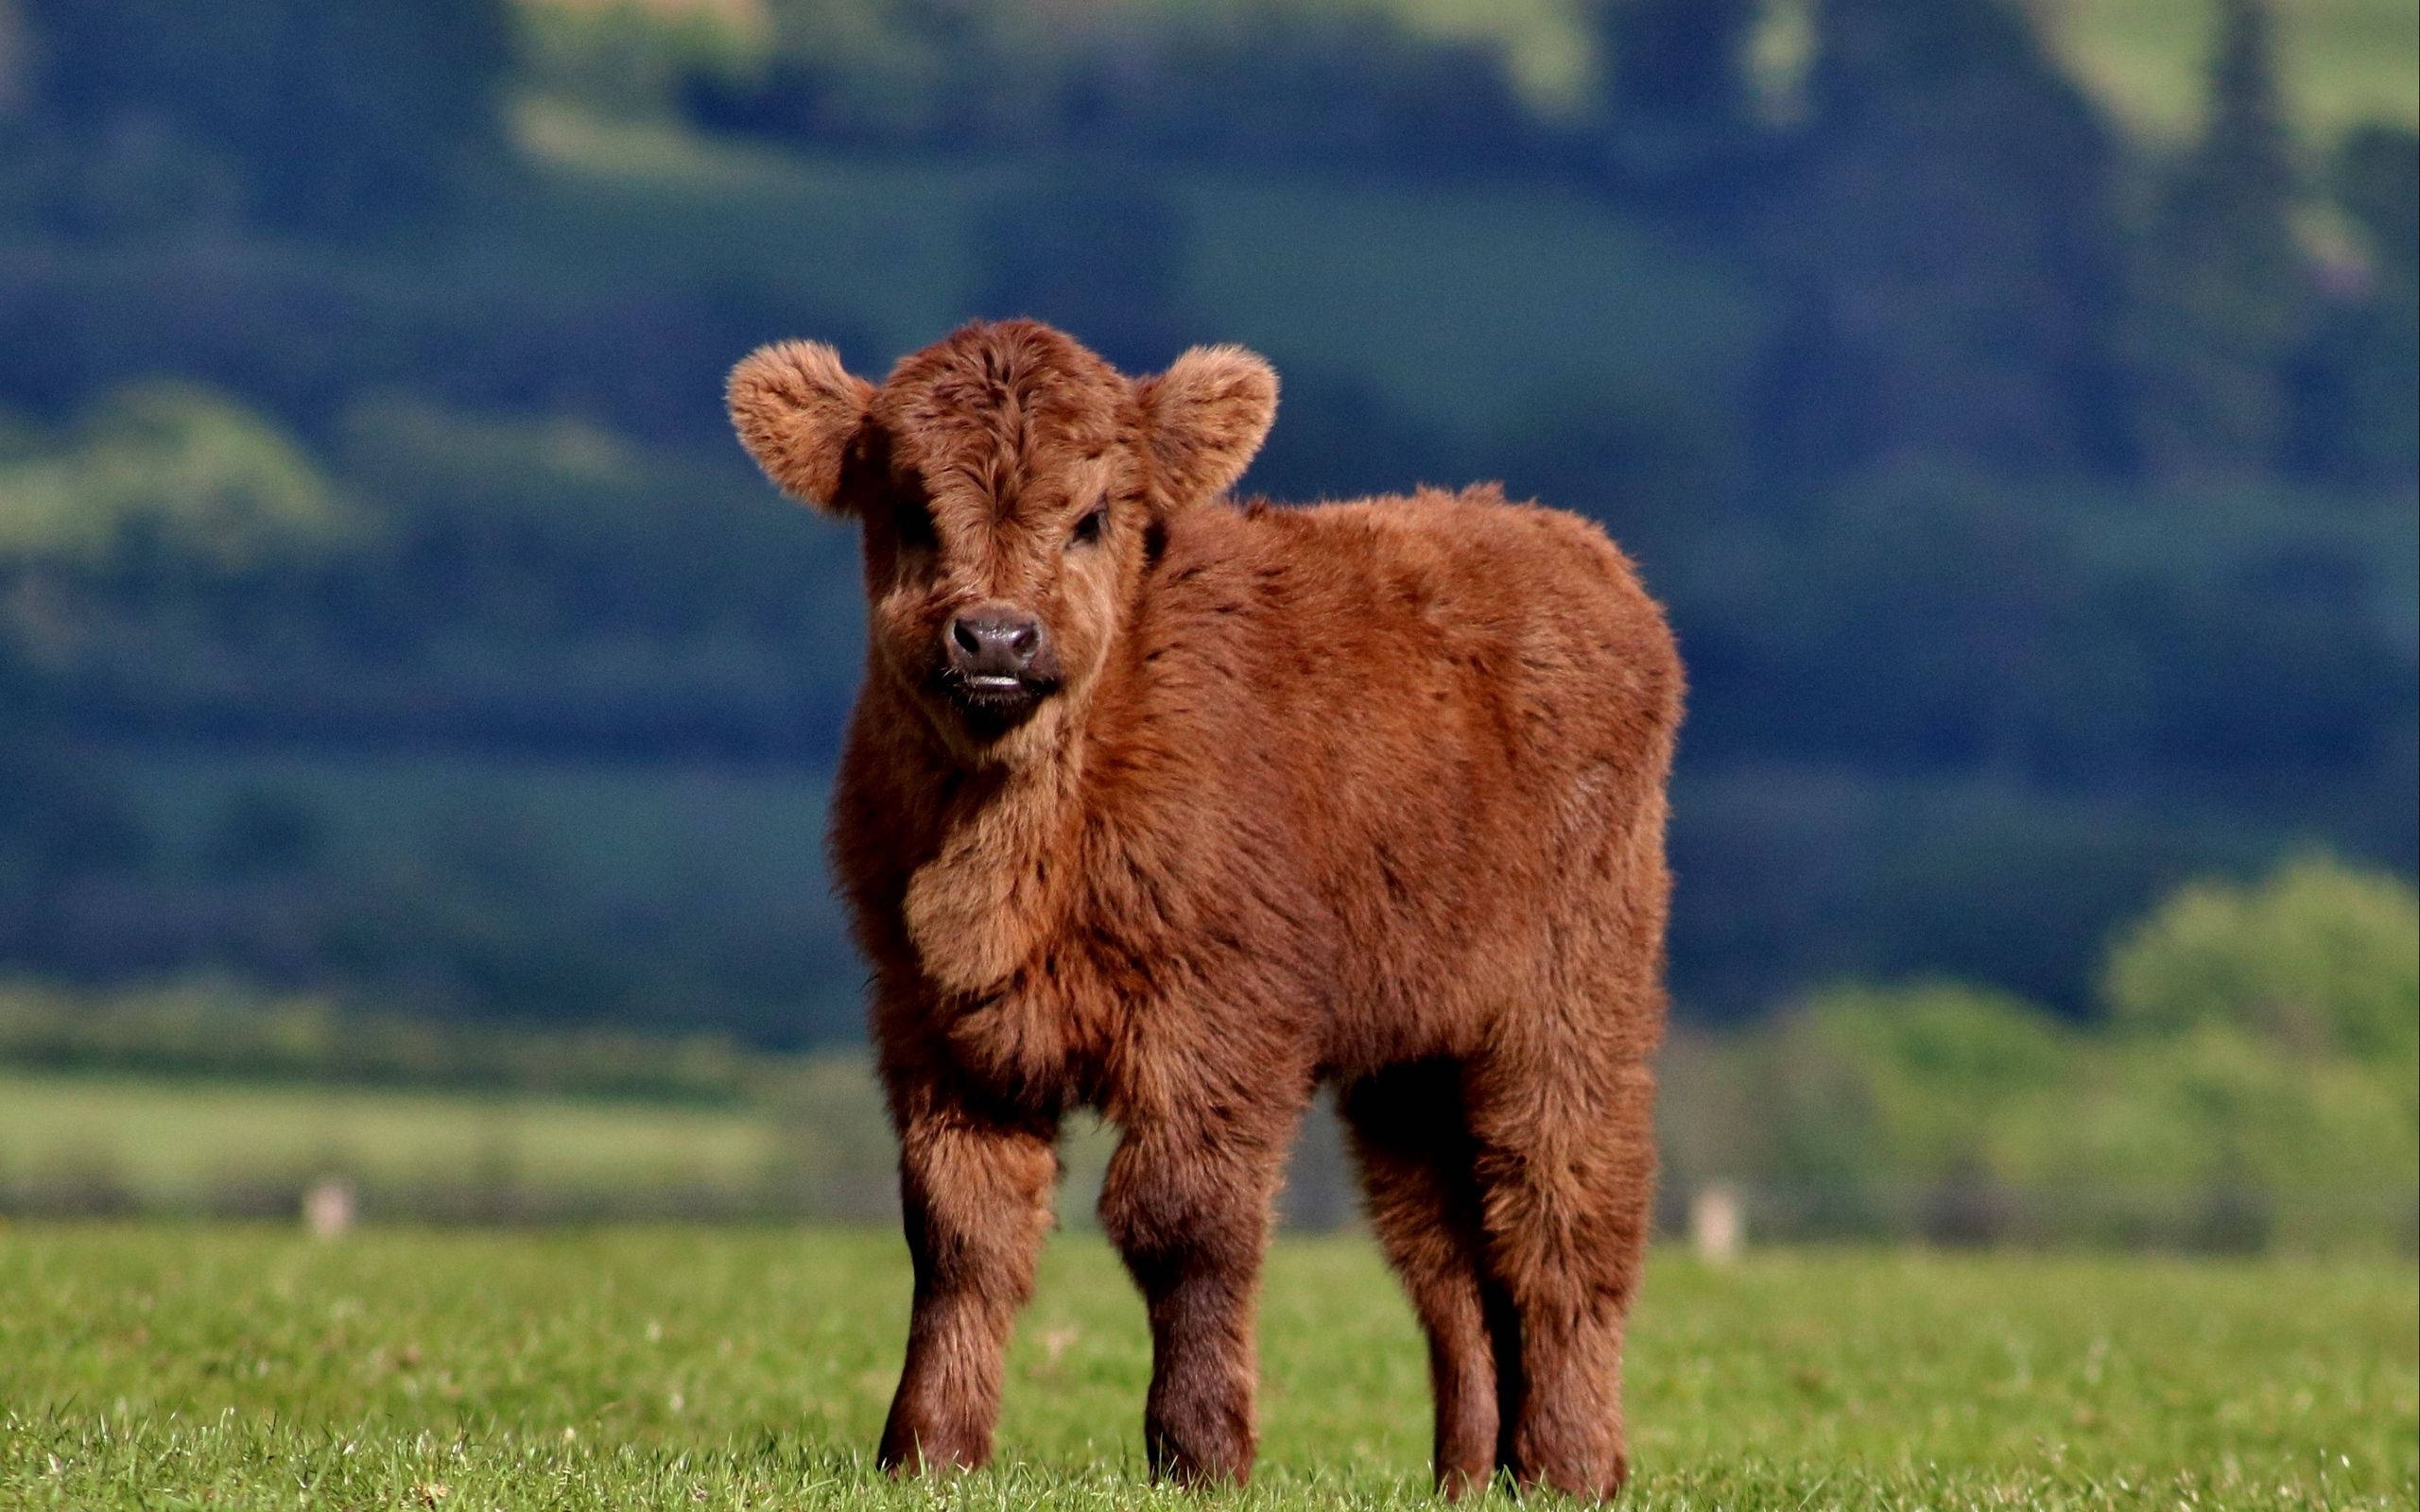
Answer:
[727, 320, 1682, 1501]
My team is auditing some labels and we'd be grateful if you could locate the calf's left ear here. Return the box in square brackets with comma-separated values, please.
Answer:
[1139, 345, 1278, 506]
[727, 340, 875, 514]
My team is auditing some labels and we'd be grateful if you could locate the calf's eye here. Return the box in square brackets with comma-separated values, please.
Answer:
[1068, 505, 1108, 549]
[893, 496, 938, 554]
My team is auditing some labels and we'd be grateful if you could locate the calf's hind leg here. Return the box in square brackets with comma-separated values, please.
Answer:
[1341, 1062, 1516, 1500]
[1470, 1052, 1659, 1502]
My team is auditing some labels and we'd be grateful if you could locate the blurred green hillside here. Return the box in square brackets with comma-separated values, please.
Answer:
[4, 858, 2409, 1251]
[525, 0, 2420, 139]
[1381, 0, 2420, 136]
[0, 0, 2412, 1045]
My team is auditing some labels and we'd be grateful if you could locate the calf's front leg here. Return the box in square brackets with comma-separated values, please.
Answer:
[879, 1108, 1060, 1474]
[1098, 1118, 1296, 1487]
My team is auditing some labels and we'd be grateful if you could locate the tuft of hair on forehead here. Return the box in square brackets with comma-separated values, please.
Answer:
[883, 321, 1125, 418]
[873, 320, 1132, 502]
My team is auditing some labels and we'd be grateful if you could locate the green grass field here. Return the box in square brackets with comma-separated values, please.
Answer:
[1, 1228, 2410, 1509]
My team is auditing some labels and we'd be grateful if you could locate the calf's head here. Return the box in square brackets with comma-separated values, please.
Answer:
[728, 320, 1276, 765]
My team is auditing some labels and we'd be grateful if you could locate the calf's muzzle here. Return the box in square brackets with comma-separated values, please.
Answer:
[945, 606, 1049, 684]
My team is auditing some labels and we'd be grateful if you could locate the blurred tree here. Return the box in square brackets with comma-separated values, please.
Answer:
[2328, 127, 2420, 318]
[723, 0, 993, 146]
[1750, 0, 2135, 482]
[966, 168, 1191, 375]
[1108, 11, 1535, 173]
[201, 788, 327, 882]
[1245, 368, 1473, 505]
[1703, 981, 2073, 1236]
[1599, 0, 1758, 131]
[1591, 0, 1766, 210]
[0, 246, 865, 449]
[1695, 462, 2416, 784]
[713, 0, 1539, 172]
[2283, 124, 2420, 486]
[17, 0, 511, 236]
[0, 0, 25, 112]
[0, 636, 151, 961]
[2103, 853, 2419, 1064]
[519, 0, 763, 126]
[2130, 0, 2313, 479]
[1665, 962, 2416, 1248]
[1490, 374, 1737, 578]
[0, 384, 345, 566]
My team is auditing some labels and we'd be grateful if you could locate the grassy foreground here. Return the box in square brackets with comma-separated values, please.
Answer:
[1, 1229, 2411, 1510]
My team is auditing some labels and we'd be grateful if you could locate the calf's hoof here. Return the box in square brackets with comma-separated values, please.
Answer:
[1512, 1451, 1630, 1503]
[876, 1420, 989, 1477]
[1144, 1418, 1254, 1489]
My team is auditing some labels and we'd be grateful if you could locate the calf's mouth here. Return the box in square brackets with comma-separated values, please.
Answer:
[937, 667, 1060, 731]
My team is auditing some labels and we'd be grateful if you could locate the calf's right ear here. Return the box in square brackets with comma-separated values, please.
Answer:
[1140, 344, 1279, 507]
[727, 340, 876, 514]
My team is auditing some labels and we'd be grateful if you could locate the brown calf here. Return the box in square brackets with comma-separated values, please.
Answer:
[727, 319, 1681, 1500]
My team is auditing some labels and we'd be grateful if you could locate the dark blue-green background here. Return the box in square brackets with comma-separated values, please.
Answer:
[1, 0, 2412, 1045]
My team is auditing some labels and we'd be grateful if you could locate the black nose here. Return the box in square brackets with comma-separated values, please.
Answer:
[945, 608, 1046, 678]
